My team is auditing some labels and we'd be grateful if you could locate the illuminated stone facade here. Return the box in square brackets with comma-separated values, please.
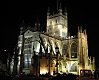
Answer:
[10, 4, 95, 75]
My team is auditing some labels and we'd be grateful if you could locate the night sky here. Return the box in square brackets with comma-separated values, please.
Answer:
[1, 0, 99, 68]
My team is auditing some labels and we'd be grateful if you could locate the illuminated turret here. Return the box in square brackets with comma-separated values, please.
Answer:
[20, 20, 25, 34]
[58, 3, 62, 15]
[47, 7, 50, 18]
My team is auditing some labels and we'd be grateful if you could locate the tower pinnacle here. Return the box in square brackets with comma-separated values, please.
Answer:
[64, 6, 67, 16]
[47, 7, 50, 16]
[34, 17, 40, 31]
[20, 20, 25, 34]
[59, 2, 62, 14]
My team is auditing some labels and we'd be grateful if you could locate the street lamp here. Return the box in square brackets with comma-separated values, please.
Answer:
[55, 46, 59, 74]
[33, 47, 40, 78]
[48, 45, 53, 76]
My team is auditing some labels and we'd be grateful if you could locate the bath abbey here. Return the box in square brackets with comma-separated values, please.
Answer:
[9, 3, 95, 76]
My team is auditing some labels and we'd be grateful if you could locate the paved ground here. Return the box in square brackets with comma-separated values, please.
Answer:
[76, 77, 99, 80]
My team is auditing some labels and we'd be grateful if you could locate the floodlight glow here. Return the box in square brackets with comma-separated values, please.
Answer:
[40, 68, 48, 74]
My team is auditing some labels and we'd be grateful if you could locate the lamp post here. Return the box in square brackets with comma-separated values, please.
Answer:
[33, 48, 40, 78]
[55, 47, 59, 74]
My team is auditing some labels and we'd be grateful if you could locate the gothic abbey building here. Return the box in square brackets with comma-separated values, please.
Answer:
[9, 4, 95, 75]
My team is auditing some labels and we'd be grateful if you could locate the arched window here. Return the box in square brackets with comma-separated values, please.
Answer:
[23, 49, 31, 68]
[71, 42, 77, 58]
[62, 44, 67, 55]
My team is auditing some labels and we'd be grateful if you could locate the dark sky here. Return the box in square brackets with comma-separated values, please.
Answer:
[1, 0, 99, 68]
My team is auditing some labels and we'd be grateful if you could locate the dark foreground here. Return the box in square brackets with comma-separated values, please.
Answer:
[0, 71, 99, 80]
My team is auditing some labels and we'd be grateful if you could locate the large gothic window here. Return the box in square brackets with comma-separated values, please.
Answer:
[71, 42, 77, 58]
[23, 49, 31, 68]
[23, 42, 32, 68]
